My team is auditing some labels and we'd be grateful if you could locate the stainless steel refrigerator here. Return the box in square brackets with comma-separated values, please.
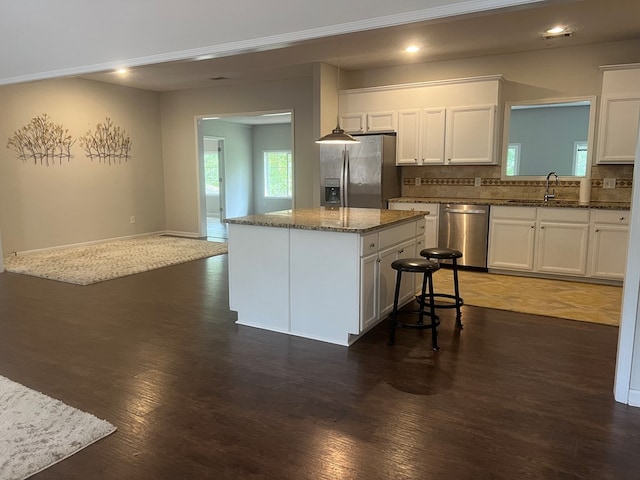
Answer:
[320, 134, 399, 209]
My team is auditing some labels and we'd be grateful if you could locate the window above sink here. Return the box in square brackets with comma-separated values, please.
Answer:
[501, 96, 597, 180]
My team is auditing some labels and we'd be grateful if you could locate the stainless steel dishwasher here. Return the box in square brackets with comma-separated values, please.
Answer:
[438, 203, 490, 269]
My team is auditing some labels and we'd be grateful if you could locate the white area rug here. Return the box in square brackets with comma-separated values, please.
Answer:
[3, 235, 228, 285]
[0, 375, 116, 480]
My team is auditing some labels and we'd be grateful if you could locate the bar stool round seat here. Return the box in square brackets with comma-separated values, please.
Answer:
[388, 258, 441, 350]
[419, 247, 464, 329]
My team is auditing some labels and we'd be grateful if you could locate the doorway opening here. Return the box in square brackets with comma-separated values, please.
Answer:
[202, 136, 227, 240]
[197, 111, 293, 240]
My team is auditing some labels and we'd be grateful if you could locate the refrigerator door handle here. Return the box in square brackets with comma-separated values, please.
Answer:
[343, 149, 350, 207]
[339, 149, 345, 206]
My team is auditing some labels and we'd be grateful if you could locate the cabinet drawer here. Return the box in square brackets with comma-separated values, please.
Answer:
[539, 207, 589, 223]
[592, 209, 630, 225]
[491, 206, 537, 220]
[361, 232, 379, 256]
[379, 221, 417, 249]
[388, 202, 437, 215]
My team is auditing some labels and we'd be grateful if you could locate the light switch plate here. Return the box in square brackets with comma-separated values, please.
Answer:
[415, 177, 421, 186]
[474, 177, 482, 187]
[603, 178, 616, 189]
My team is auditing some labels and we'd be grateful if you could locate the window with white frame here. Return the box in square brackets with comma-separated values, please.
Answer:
[264, 151, 292, 198]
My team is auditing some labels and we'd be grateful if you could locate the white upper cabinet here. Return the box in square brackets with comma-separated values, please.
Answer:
[340, 113, 366, 134]
[339, 75, 502, 166]
[396, 109, 421, 165]
[422, 108, 447, 164]
[340, 111, 396, 134]
[445, 105, 496, 165]
[596, 64, 640, 164]
[367, 111, 396, 132]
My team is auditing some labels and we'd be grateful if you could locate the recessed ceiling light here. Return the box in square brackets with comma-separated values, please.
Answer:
[115, 68, 128, 75]
[404, 45, 421, 53]
[545, 26, 567, 35]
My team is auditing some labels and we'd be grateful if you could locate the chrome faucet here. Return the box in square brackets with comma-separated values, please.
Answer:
[544, 171, 559, 203]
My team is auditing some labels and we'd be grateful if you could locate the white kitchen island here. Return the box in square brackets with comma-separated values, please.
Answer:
[226, 207, 426, 346]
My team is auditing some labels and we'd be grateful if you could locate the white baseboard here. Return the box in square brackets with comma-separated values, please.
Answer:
[628, 389, 640, 408]
[163, 230, 203, 239]
[9, 231, 167, 256]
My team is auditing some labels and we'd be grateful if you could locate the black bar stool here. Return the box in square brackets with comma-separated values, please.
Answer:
[419, 247, 464, 329]
[388, 258, 441, 350]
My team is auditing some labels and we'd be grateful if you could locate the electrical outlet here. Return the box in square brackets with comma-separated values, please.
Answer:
[130, 216, 136, 224]
[603, 178, 616, 189]
[415, 176, 421, 186]
[474, 177, 482, 187]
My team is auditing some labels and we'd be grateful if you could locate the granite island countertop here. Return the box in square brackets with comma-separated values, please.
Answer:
[225, 207, 425, 233]
[389, 197, 631, 210]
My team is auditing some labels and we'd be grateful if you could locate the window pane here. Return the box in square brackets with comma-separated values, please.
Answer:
[264, 151, 292, 198]
[204, 151, 219, 194]
[573, 142, 588, 176]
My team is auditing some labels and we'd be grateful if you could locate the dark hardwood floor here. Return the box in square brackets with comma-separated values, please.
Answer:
[1, 255, 640, 479]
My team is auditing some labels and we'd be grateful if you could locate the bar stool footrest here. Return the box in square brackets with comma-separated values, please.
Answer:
[417, 293, 464, 309]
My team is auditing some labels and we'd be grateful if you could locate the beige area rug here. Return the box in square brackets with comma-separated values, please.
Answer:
[432, 269, 622, 326]
[3, 235, 228, 285]
[0, 375, 116, 480]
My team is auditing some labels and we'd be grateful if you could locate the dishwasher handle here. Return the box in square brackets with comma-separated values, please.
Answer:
[444, 208, 487, 214]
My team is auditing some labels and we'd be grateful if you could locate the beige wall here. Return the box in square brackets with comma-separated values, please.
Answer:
[0, 78, 165, 254]
[160, 77, 316, 235]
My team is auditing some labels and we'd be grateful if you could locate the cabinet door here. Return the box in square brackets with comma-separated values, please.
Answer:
[360, 253, 379, 331]
[597, 96, 640, 164]
[378, 246, 400, 317]
[340, 113, 365, 134]
[378, 239, 416, 317]
[367, 111, 396, 132]
[590, 224, 629, 280]
[488, 219, 536, 271]
[424, 215, 438, 249]
[445, 105, 496, 164]
[421, 108, 446, 164]
[396, 238, 417, 306]
[396, 109, 420, 165]
[537, 222, 589, 275]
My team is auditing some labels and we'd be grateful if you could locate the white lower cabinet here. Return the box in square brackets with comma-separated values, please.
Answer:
[488, 207, 536, 271]
[360, 253, 379, 331]
[536, 222, 589, 275]
[359, 220, 422, 332]
[589, 210, 630, 280]
[489, 206, 629, 282]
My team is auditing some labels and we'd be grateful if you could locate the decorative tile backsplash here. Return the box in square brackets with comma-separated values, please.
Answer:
[401, 165, 633, 203]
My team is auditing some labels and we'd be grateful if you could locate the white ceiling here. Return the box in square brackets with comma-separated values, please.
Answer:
[80, 0, 640, 92]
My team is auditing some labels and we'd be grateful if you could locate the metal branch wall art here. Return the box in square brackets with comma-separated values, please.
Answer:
[6, 114, 75, 166]
[80, 118, 132, 164]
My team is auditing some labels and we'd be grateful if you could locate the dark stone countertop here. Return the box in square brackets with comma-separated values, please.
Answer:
[388, 197, 631, 210]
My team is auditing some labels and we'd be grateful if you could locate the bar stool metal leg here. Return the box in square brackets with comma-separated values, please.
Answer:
[427, 271, 439, 350]
[452, 258, 463, 329]
[387, 269, 403, 345]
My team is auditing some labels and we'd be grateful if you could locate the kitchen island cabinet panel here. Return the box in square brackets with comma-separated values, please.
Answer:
[226, 207, 424, 346]
[289, 229, 360, 344]
[228, 224, 290, 333]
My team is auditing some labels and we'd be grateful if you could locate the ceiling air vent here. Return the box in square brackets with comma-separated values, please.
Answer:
[210, 76, 229, 81]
